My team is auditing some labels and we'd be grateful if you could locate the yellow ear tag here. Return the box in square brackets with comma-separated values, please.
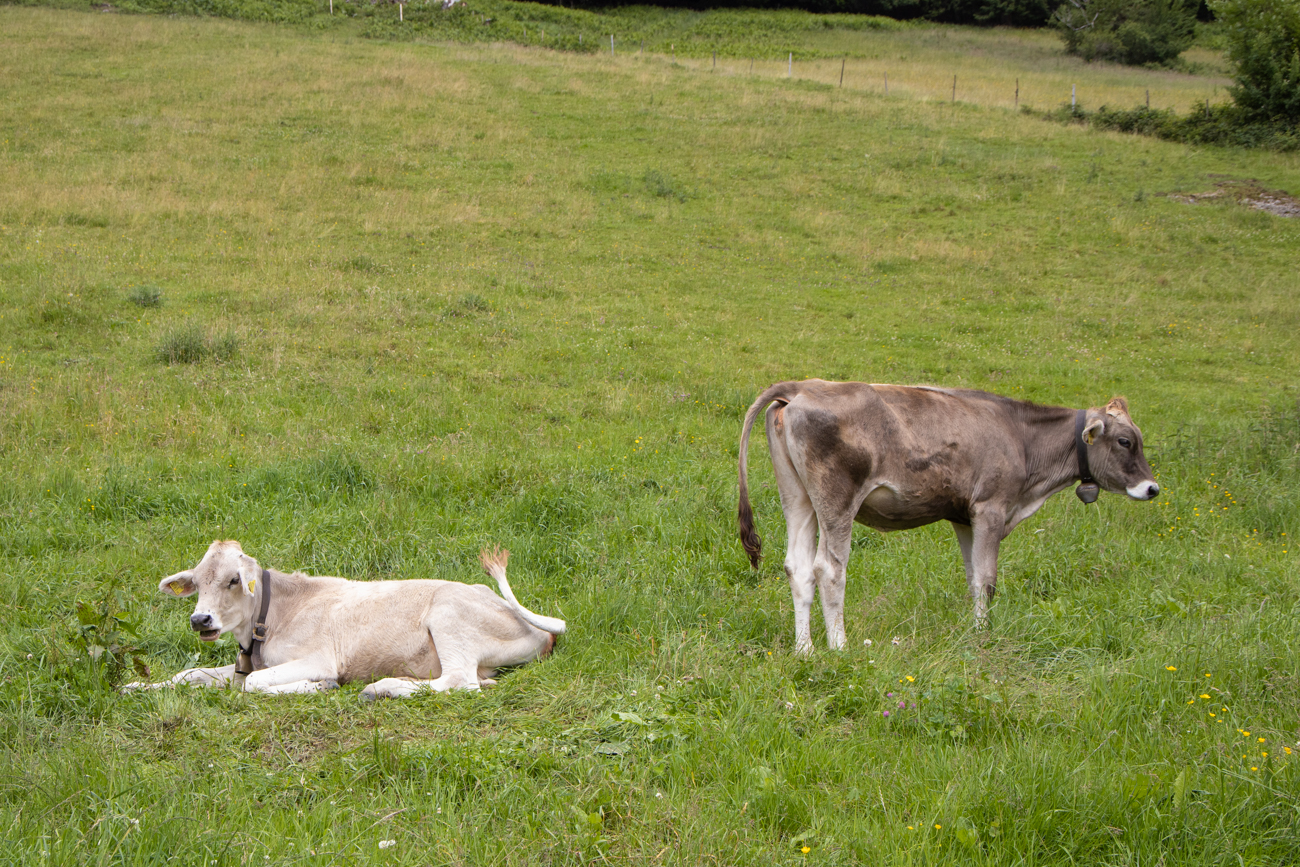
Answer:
[247, 579, 256, 592]
[168, 581, 187, 596]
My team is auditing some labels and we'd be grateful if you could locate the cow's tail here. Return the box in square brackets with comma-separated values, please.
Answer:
[479, 548, 566, 635]
[738, 381, 802, 569]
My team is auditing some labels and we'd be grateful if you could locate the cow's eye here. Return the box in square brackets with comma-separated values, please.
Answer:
[1117, 437, 1132, 449]
[228, 577, 240, 588]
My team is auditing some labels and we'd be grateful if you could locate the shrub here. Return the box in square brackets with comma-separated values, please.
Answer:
[113, 0, 320, 24]
[1035, 100, 1300, 149]
[643, 169, 689, 202]
[1054, 0, 1197, 66]
[1212, 0, 1300, 125]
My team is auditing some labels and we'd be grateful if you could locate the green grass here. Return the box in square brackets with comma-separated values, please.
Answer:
[1, 5, 1299, 865]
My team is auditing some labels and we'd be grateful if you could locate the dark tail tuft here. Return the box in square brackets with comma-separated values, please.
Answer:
[738, 496, 762, 568]
[737, 381, 802, 570]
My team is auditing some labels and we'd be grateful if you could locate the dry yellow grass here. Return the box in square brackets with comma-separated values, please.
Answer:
[666, 27, 1229, 113]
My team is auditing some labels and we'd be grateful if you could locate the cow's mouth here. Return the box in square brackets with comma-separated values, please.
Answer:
[198, 628, 222, 642]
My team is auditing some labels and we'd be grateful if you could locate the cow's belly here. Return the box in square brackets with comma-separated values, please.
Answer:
[854, 483, 967, 530]
[341, 631, 443, 682]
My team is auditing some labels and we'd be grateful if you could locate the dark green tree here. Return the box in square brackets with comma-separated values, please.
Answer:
[1212, 0, 1300, 124]
[1054, 0, 1196, 65]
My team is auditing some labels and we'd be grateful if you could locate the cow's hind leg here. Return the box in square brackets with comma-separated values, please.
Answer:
[360, 636, 484, 701]
[768, 407, 819, 654]
[811, 512, 854, 651]
[361, 670, 479, 701]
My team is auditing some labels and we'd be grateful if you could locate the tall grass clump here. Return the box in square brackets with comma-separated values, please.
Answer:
[127, 284, 163, 307]
[153, 324, 239, 364]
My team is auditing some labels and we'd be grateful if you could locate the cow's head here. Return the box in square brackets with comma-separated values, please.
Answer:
[1082, 397, 1159, 500]
[158, 540, 260, 642]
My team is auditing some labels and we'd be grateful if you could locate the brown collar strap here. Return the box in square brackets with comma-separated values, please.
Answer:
[1075, 410, 1099, 504]
[235, 569, 272, 677]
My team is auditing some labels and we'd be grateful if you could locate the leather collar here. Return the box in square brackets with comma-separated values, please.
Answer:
[1075, 410, 1099, 504]
[235, 569, 271, 677]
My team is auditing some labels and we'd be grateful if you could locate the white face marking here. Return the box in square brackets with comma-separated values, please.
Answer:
[1126, 481, 1159, 500]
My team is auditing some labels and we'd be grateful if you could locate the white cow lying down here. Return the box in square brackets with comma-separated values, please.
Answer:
[124, 540, 565, 699]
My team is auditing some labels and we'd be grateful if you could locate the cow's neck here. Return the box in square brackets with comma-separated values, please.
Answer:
[1022, 404, 1088, 497]
[235, 568, 281, 672]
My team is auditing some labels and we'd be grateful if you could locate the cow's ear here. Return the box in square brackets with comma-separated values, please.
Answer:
[237, 554, 261, 598]
[1082, 412, 1105, 445]
[1105, 396, 1130, 418]
[160, 571, 197, 598]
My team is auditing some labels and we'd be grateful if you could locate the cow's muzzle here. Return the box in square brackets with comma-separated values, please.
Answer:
[190, 612, 222, 641]
[1127, 481, 1160, 500]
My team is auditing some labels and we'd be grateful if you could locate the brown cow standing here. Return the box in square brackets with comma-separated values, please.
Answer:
[737, 380, 1159, 652]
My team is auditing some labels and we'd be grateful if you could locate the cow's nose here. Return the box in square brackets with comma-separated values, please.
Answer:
[1126, 481, 1160, 500]
[191, 612, 214, 631]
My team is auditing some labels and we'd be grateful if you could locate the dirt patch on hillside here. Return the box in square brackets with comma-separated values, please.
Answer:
[1168, 179, 1300, 218]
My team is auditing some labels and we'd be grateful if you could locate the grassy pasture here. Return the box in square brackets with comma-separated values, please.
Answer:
[1, 4, 1299, 865]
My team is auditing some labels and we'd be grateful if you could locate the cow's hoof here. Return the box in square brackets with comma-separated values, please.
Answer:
[360, 684, 381, 702]
[318, 679, 340, 692]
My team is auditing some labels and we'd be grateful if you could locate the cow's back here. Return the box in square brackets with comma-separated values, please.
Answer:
[779, 383, 1025, 530]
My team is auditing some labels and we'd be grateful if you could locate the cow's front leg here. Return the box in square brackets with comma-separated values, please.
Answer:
[951, 522, 975, 592]
[253, 679, 340, 695]
[966, 515, 1005, 625]
[243, 659, 339, 694]
[122, 664, 238, 692]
